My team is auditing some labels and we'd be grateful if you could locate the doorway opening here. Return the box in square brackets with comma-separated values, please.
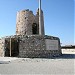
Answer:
[5, 38, 19, 57]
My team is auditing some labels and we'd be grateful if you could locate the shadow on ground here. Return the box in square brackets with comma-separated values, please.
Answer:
[29, 54, 75, 59]
[0, 61, 10, 64]
[52, 54, 75, 59]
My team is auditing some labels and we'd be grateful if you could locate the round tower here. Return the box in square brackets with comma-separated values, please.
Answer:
[16, 9, 35, 35]
[16, 9, 44, 35]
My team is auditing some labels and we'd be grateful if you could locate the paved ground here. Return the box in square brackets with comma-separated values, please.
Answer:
[0, 56, 75, 75]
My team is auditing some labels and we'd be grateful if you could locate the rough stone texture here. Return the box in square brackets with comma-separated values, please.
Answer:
[0, 9, 61, 57]
[16, 9, 44, 35]
[18, 35, 61, 58]
[19, 35, 45, 57]
[0, 38, 5, 57]
[16, 9, 34, 35]
[0, 35, 61, 58]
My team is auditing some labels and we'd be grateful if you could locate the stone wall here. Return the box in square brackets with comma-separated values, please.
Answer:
[19, 35, 45, 57]
[16, 9, 45, 35]
[0, 38, 5, 57]
[0, 35, 61, 57]
[19, 35, 61, 58]
[16, 9, 35, 35]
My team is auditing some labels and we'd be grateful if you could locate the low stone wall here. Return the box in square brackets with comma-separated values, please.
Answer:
[19, 50, 61, 58]
[19, 35, 61, 58]
[0, 35, 61, 58]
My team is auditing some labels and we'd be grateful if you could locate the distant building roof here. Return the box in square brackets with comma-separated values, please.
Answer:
[61, 45, 75, 49]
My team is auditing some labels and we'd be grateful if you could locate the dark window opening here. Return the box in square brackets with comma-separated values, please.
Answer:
[25, 17, 26, 19]
[32, 23, 39, 34]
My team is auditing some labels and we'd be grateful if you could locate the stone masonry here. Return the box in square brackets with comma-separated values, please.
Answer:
[0, 8, 62, 57]
[0, 35, 61, 57]
[0, 38, 5, 57]
[19, 35, 61, 58]
[16, 9, 44, 35]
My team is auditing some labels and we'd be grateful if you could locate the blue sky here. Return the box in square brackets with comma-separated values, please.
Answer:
[0, 0, 74, 45]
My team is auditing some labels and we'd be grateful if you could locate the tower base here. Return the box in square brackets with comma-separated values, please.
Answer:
[0, 35, 62, 58]
[19, 35, 61, 58]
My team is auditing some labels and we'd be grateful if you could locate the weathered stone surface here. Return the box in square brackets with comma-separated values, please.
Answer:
[0, 9, 61, 58]
[18, 35, 61, 58]
[0, 35, 61, 58]
[0, 38, 5, 57]
[16, 9, 44, 35]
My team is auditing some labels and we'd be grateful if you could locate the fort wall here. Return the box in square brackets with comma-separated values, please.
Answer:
[0, 38, 5, 57]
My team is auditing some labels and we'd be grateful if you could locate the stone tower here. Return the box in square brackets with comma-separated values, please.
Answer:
[16, 9, 44, 35]
[0, 0, 61, 57]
